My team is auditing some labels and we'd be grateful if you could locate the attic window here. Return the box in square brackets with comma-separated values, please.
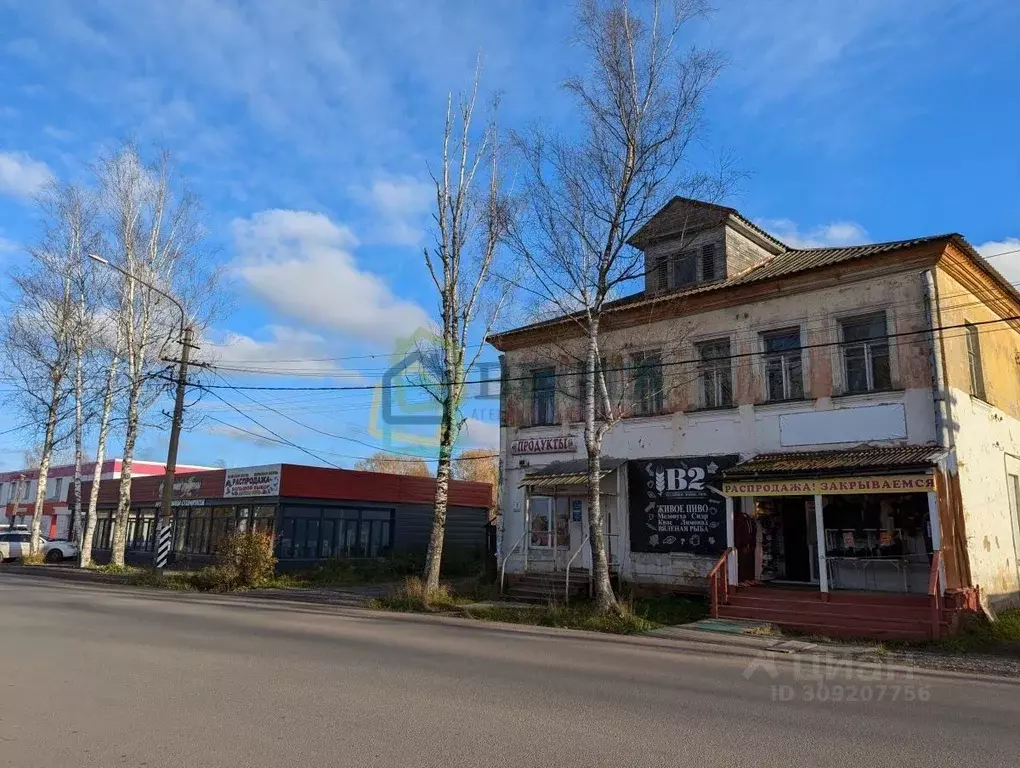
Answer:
[673, 252, 697, 287]
[701, 244, 717, 282]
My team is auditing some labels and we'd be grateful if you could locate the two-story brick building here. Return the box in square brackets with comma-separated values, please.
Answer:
[488, 197, 1020, 638]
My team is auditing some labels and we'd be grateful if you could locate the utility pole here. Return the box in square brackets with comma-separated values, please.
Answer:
[156, 324, 194, 568]
[87, 252, 191, 570]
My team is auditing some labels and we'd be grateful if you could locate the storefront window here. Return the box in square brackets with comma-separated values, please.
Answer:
[126, 509, 156, 552]
[185, 508, 211, 554]
[253, 505, 276, 534]
[530, 497, 552, 547]
[528, 497, 569, 549]
[173, 509, 189, 553]
[821, 493, 933, 593]
[207, 507, 236, 554]
[93, 510, 113, 549]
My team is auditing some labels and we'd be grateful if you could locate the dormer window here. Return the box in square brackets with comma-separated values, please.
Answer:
[673, 252, 696, 287]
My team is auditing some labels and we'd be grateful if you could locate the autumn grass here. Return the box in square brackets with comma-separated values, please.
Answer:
[927, 608, 1020, 654]
[371, 577, 466, 613]
[369, 583, 707, 636]
[19, 552, 48, 566]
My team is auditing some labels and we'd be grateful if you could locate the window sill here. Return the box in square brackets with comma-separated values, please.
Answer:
[831, 388, 904, 401]
[753, 397, 813, 409]
[685, 405, 739, 415]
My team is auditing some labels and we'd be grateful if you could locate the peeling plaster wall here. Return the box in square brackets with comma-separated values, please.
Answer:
[498, 270, 941, 585]
[936, 266, 1020, 608]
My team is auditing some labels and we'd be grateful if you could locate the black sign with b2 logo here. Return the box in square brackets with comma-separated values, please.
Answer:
[628, 455, 739, 555]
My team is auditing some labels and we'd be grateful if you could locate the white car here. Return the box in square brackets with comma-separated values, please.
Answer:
[0, 531, 78, 563]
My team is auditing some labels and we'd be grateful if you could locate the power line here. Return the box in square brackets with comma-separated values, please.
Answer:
[175, 313, 1020, 392]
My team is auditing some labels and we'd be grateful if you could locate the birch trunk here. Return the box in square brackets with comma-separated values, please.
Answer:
[71, 339, 84, 548]
[79, 333, 120, 567]
[29, 377, 61, 555]
[424, 392, 456, 591]
[583, 320, 617, 612]
[110, 379, 141, 567]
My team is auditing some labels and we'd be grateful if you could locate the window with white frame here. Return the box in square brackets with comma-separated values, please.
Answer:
[762, 328, 803, 402]
[52, 477, 63, 500]
[696, 339, 732, 408]
[631, 351, 664, 415]
[840, 312, 891, 394]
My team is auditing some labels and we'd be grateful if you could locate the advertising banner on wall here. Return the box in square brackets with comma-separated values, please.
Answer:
[223, 464, 282, 498]
[628, 455, 739, 555]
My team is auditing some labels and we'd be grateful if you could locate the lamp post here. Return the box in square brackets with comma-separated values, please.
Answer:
[88, 253, 193, 568]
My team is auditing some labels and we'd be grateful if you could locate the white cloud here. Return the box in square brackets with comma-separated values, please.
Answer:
[976, 238, 1020, 286]
[353, 175, 433, 246]
[0, 236, 19, 256]
[757, 218, 870, 249]
[460, 417, 500, 449]
[232, 209, 433, 345]
[0, 151, 53, 200]
[202, 325, 345, 375]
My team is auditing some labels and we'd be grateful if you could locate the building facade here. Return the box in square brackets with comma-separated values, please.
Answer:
[488, 197, 1020, 636]
[81, 463, 492, 568]
[0, 459, 211, 539]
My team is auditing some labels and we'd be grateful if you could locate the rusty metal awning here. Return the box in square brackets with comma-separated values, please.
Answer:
[520, 458, 625, 489]
[722, 445, 944, 481]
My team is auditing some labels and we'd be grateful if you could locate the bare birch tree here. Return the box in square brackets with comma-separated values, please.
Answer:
[420, 70, 511, 591]
[2, 181, 100, 555]
[96, 145, 212, 567]
[78, 312, 122, 568]
[508, 0, 726, 612]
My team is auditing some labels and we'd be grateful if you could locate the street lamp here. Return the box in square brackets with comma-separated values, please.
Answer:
[88, 253, 193, 569]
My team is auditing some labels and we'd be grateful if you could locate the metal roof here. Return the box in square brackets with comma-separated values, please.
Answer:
[489, 233, 961, 345]
[520, 457, 625, 488]
[723, 445, 945, 480]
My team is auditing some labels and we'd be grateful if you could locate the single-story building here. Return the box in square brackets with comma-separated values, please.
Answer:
[80, 463, 492, 568]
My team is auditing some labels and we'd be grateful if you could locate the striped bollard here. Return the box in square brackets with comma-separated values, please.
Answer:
[154, 523, 173, 569]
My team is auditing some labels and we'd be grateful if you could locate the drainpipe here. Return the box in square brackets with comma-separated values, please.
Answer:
[922, 269, 953, 452]
[922, 269, 957, 595]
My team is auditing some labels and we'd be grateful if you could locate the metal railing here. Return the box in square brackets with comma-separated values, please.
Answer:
[708, 548, 734, 619]
[499, 531, 529, 595]
[928, 550, 943, 640]
[564, 533, 590, 604]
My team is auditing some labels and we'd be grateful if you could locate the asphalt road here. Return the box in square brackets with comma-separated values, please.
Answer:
[2, 574, 1019, 768]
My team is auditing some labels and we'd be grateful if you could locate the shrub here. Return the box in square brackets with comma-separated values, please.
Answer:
[372, 576, 460, 612]
[20, 551, 47, 566]
[214, 529, 277, 588]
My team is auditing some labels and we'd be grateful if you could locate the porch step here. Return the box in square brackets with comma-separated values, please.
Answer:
[505, 571, 590, 604]
[725, 596, 935, 622]
[717, 586, 943, 641]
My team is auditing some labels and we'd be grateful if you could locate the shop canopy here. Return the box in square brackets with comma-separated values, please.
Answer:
[721, 445, 945, 497]
[520, 458, 625, 490]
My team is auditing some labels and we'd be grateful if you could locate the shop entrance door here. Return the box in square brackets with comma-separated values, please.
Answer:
[779, 498, 812, 583]
[734, 502, 757, 583]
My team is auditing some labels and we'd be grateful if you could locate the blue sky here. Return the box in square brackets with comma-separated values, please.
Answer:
[1, 0, 1018, 470]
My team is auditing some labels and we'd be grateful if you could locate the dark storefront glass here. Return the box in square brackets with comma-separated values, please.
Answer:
[277, 506, 394, 560]
[126, 509, 156, 552]
[208, 507, 235, 553]
[185, 508, 211, 554]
